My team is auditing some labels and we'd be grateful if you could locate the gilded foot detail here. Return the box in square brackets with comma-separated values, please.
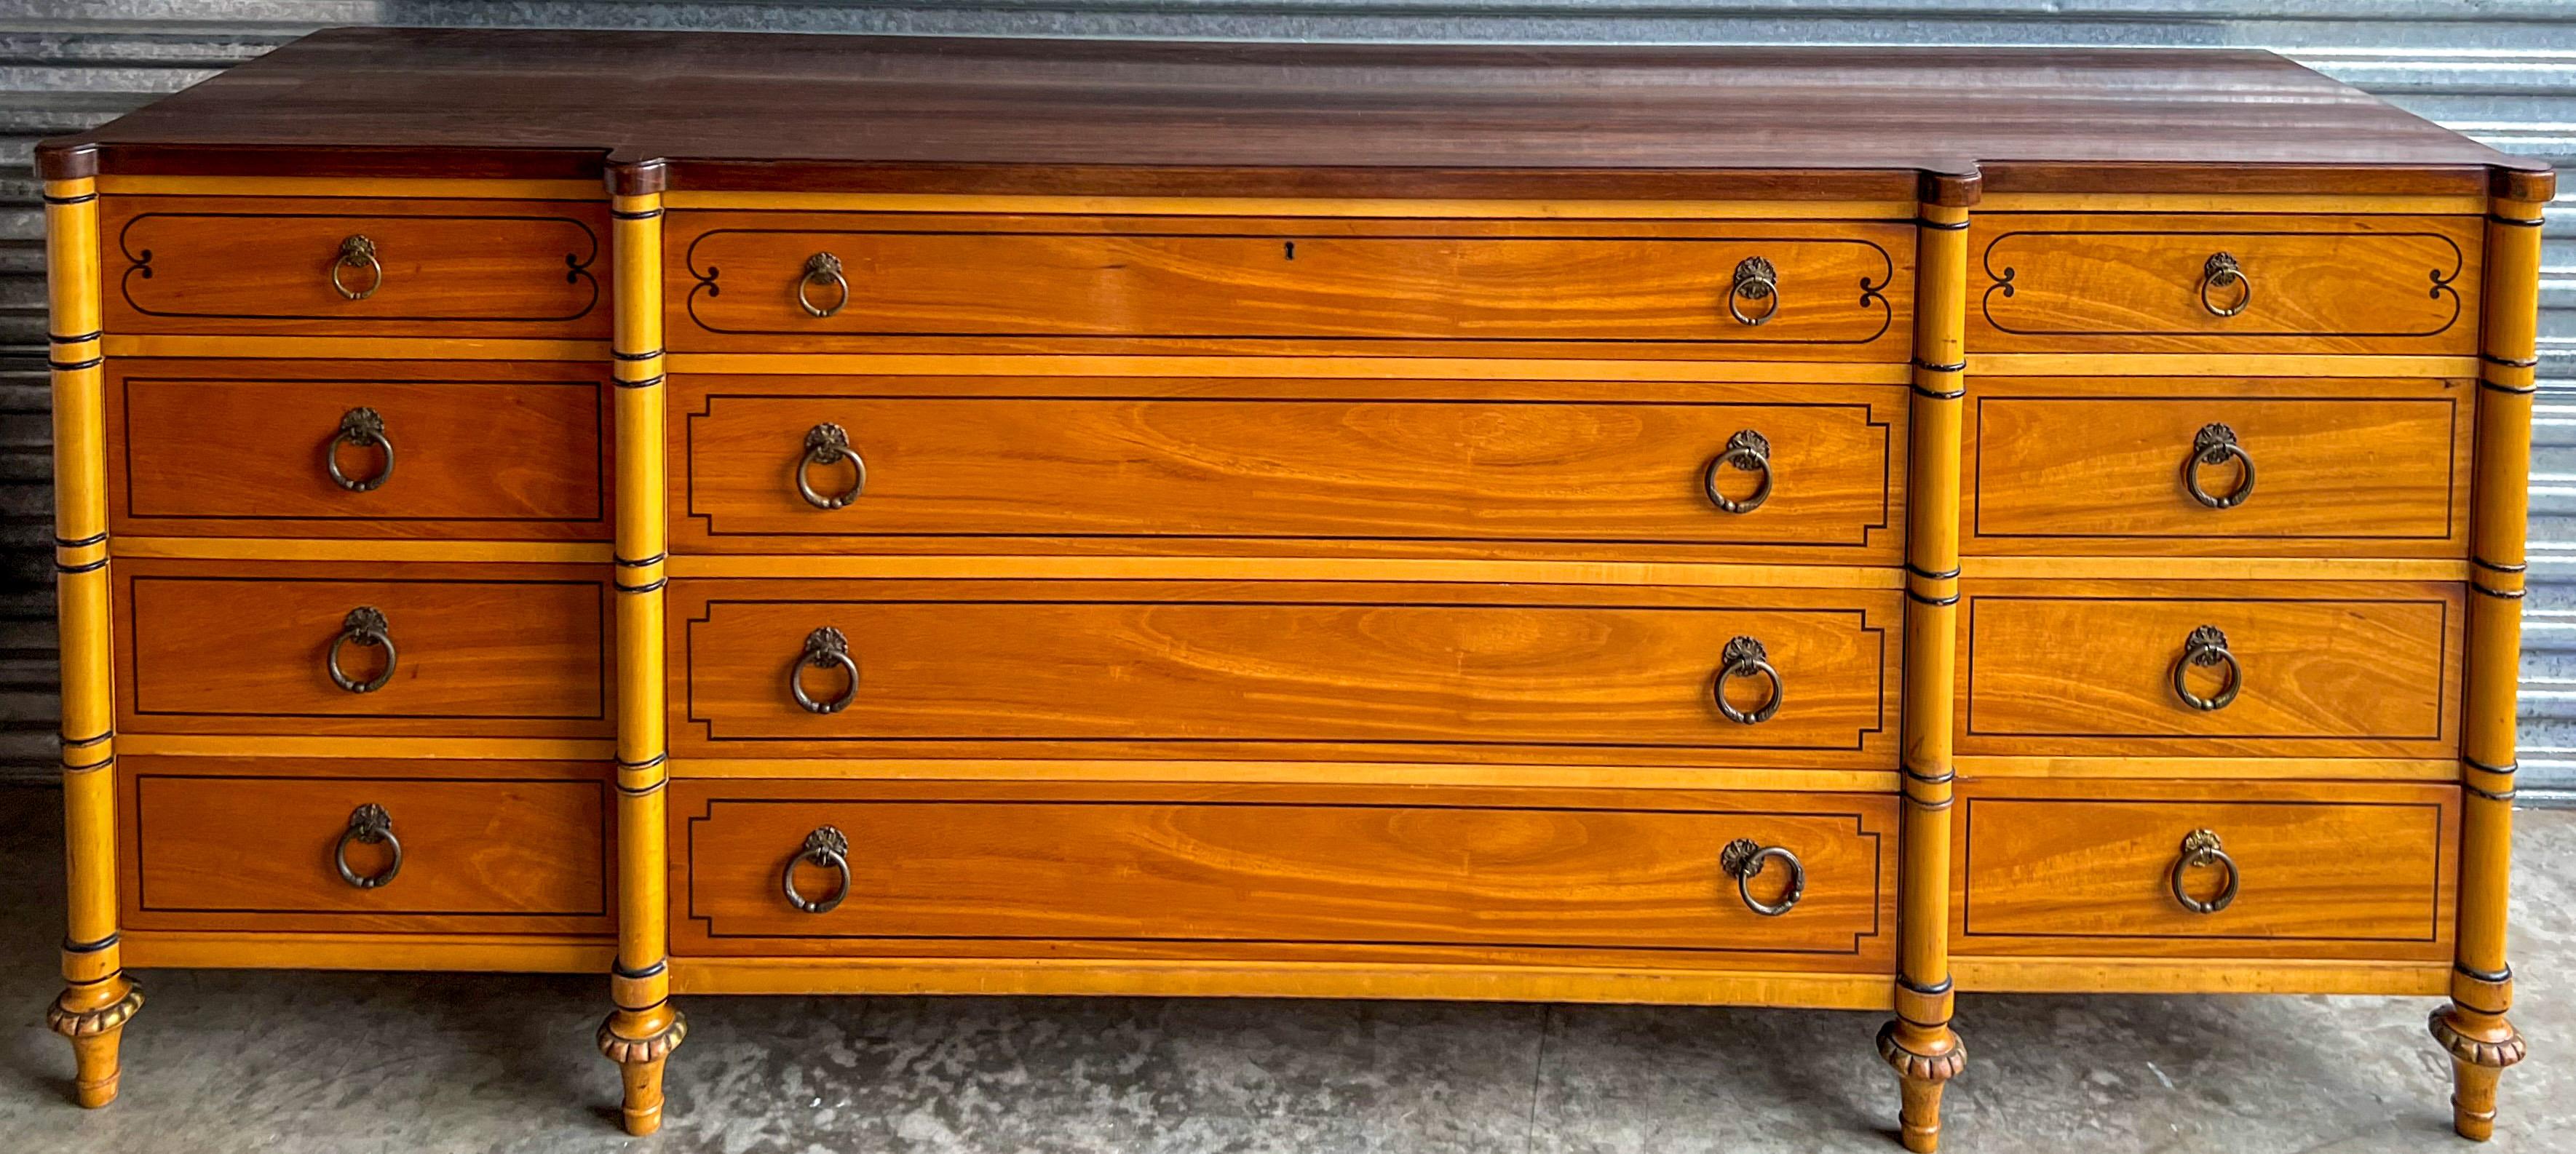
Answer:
[598, 1007, 686, 1136]
[2430, 1005, 2524, 1141]
[48, 980, 142, 1108]
[1878, 1019, 1965, 1153]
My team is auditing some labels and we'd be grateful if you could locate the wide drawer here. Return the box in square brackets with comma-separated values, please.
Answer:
[101, 195, 610, 338]
[1969, 213, 2480, 354]
[670, 779, 1895, 968]
[670, 579, 1898, 767]
[665, 211, 1912, 359]
[114, 560, 613, 738]
[119, 758, 611, 935]
[1964, 377, 2470, 557]
[108, 359, 609, 540]
[672, 378, 1903, 561]
[1952, 779, 2454, 962]
[1957, 578, 2462, 759]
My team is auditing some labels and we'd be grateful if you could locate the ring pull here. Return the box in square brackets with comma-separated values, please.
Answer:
[333, 803, 403, 890]
[325, 406, 396, 493]
[796, 251, 849, 318]
[325, 605, 398, 695]
[1727, 255, 1781, 326]
[788, 626, 860, 715]
[1721, 837, 1805, 917]
[2170, 624, 2242, 712]
[330, 234, 383, 301]
[794, 423, 868, 509]
[2199, 251, 2251, 318]
[1703, 429, 1775, 514]
[1712, 635, 1784, 725]
[782, 825, 852, 914]
[2181, 422, 2255, 509]
[2168, 828, 2240, 915]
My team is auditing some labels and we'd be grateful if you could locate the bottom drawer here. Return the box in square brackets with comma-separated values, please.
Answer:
[671, 780, 1895, 971]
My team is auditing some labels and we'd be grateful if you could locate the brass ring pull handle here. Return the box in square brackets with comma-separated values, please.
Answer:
[2168, 828, 2240, 915]
[1712, 635, 1784, 725]
[330, 234, 383, 301]
[1721, 837, 1805, 917]
[1703, 429, 1775, 514]
[794, 423, 867, 509]
[2181, 422, 2254, 509]
[325, 606, 397, 695]
[325, 407, 395, 493]
[1728, 255, 1781, 326]
[796, 251, 849, 318]
[2170, 624, 2241, 712]
[788, 626, 860, 715]
[2199, 251, 2251, 317]
[333, 803, 403, 890]
[782, 825, 852, 914]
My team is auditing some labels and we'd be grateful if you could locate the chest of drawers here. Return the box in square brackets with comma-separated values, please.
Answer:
[36, 30, 2548, 1148]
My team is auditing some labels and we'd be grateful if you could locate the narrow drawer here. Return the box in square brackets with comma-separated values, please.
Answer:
[101, 195, 611, 338]
[120, 759, 610, 935]
[115, 560, 612, 738]
[670, 579, 1899, 767]
[670, 779, 1895, 968]
[1953, 779, 2454, 962]
[1968, 213, 2480, 354]
[672, 378, 1903, 562]
[1957, 578, 2462, 759]
[665, 211, 1913, 359]
[108, 359, 609, 540]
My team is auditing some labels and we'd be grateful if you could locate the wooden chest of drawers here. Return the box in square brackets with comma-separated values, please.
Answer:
[36, 29, 2548, 1149]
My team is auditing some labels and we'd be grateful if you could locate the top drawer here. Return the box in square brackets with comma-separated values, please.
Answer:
[1969, 213, 2481, 355]
[665, 211, 1914, 359]
[102, 196, 612, 339]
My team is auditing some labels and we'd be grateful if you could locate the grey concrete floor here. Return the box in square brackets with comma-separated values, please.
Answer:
[1, 782, 2568, 1154]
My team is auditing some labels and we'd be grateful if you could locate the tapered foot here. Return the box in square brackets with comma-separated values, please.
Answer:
[2430, 1005, 2524, 1141]
[47, 979, 142, 1108]
[1879, 1019, 1965, 1153]
[598, 1006, 686, 1136]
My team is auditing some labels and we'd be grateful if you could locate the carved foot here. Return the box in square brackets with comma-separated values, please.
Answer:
[47, 979, 142, 1108]
[1879, 1019, 1965, 1153]
[2430, 1005, 2525, 1141]
[598, 1006, 686, 1136]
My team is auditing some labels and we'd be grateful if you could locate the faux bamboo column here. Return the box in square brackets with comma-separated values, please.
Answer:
[596, 162, 685, 1136]
[1878, 178, 1973, 1154]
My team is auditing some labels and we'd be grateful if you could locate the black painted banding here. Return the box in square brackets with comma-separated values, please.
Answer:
[618, 751, 669, 771]
[63, 934, 118, 954]
[2473, 583, 2526, 600]
[2482, 352, 2540, 369]
[63, 971, 121, 987]
[1901, 763, 1955, 785]
[1913, 359, 1967, 373]
[44, 191, 98, 205]
[1896, 974, 1954, 996]
[1910, 382, 1966, 400]
[617, 576, 668, 594]
[1904, 795, 1956, 812]
[50, 356, 104, 373]
[63, 753, 114, 773]
[2488, 213, 2545, 227]
[614, 374, 666, 390]
[57, 531, 108, 549]
[616, 779, 668, 797]
[2457, 960, 2513, 984]
[1905, 562, 1960, 582]
[1895, 1011, 1951, 1031]
[613, 958, 668, 980]
[2473, 557, 2529, 574]
[2465, 755, 2518, 776]
[612, 349, 665, 361]
[615, 994, 671, 1014]
[55, 557, 107, 575]
[50, 330, 102, 345]
[616, 553, 667, 569]
[1906, 588, 1960, 607]
[63, 730, 111, 749]
[1916, 217, 1971, 231]
[611, 207, 665, 220]
[2479, 378, 2539, 396]
[2468, 783, 2516, 802]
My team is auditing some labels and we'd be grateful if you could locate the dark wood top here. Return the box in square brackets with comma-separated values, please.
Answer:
[41, 28, 2552, 202]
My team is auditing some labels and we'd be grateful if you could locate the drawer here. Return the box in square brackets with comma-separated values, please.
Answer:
[114, 560, 612, 738]
[1963, 377, 2469, 557]
[1953, 779, 2455, 962]
[672, 378, 1903, 562]
[108, 359, 609, 540]
[670, 579, 1898, 767]
[119, 759, 610, 935]
[101, 195, 611, 338]
[1957, 578, 2462, 759]
[1968, 213, 2480, 354]
[665, 211, 1912, 359]
[670, 779, 1895, 968]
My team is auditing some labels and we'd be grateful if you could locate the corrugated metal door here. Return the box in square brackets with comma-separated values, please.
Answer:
[5, 2, 2570, 792]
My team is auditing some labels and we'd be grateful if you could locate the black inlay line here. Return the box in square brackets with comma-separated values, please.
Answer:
[617, 576, 668, 594]
[614, 374, 666, 390]
[617, 779, 668, 797]
[63, 731, 110, 749]
[2457, 961, 2513, 983]
[57, 531, 108, 549]
[44, 191, 98, 205]
[616, 553, 667, 568]
[1906, 562, 1960, 581]
[1901, 765, 1955, 785]
[55, 557, 106, 574]
[2475, 583, 2527, 600]
[614, 958, 667, 980]
[2483, 353, 2540, 369]
[1913, 359, 1967, 373]
[50, 330, 102, 345]
[1897, 974, 1954, 996]
[1906, 589, 1960, 606]
[50, 356, 104, 373]
[2489, 213, 2545, 227]
[618, 752, 669, 771]
[2465, 755, 2518, 775]
[612, 207, 665, 220]
[1916, 217, 1971, 231]
[1910, 383, 1965, 400]
[2480, 378, 2539, 395]
[63, 972, 119, 987]
[63, 754, 114, 773]
[613, 349, 665, 361]
[2474, 557, 2529, 574]
[2468, 784, 2517, 802]
[615, 995, 670, 1014]
[1904, 796, 1956, 812]
[63, 934, 118, 954]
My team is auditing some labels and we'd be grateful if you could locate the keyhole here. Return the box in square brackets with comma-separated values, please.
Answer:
[1283, 241, 1296, 260]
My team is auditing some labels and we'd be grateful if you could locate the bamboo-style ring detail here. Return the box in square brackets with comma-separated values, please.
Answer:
[334, 803, 403, 889]
[796, 251, 849, 318]
[2168, 828, 2239, 914]
[1728, 255, 1781, 326]
[1721, 837, 1805, 916]
[782, 825, 852, 914]
[2199, 251, 2251, 317]
[1703, 429, 1774, 514]
[2182, 422, 2254, 509]
[1713, 635, 1783, 725]
[789, 626, 860, 715]
[2170, 624, 2241, 712]
[325, 406, 395, 492]
[330, 234, 383, 301]
[325, 606, 397, 694]
[794, 423, 867, 509]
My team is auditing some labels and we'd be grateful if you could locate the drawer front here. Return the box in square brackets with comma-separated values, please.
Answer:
[671, 580, 1898, 767]
[1970, 213, 2480, 354]
[115, 560, 612, 738]
[673, 378, 1902, 561]
[1953, 779, 2454, 961]
[1964, 378, 2469, 557]
[671, 779, 1895, 968]
[121, 761, 610, 934]
[1958, 579, 2462, 758]
[109, 360, 609, 540]
[102, 196, 610, 338]
[666, 212, 1912, 358]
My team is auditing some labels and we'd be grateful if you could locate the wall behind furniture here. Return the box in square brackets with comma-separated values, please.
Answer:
[3, 1, 2570, 792]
